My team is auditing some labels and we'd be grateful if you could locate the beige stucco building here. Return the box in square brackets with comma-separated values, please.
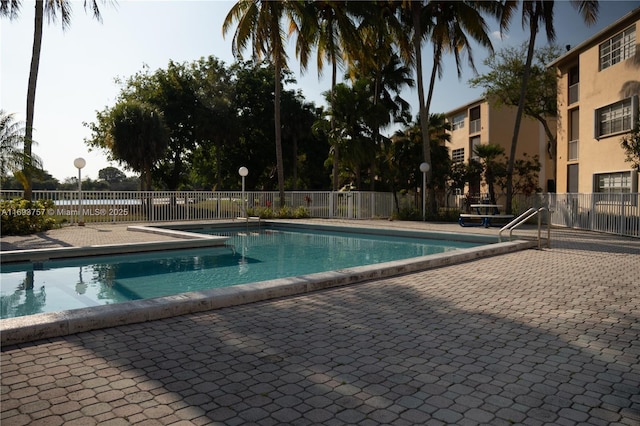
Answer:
[549, 7, 639, 194]
[445, 98, 555, 195]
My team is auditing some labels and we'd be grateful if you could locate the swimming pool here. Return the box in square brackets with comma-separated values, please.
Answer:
[0, 222, 536, 345]
[1, 225, 480, 319]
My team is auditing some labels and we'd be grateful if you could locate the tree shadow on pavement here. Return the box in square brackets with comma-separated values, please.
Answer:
[2, 243, 638, 425]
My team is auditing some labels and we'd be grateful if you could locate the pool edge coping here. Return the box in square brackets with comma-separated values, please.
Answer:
[0, 226, 229, 264]
[0, 237, 537, 346]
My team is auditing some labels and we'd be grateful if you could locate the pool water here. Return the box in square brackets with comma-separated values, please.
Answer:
[0, 227, 480, 319]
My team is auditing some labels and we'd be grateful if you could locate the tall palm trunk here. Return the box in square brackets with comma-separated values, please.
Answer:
[424, 48, 442, 215]
[506, 10, 539, 215]
[274, 58, 285, 208]
[24, 0, 44, 200]
[331, 59, 340, 191]
[413, 8, 434, 216]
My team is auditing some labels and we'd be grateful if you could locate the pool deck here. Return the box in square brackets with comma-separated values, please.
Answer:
[1, 220, 639, 425]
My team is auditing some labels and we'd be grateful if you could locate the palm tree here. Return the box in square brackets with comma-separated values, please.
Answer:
[474, 143, 506, 205]
[323, 80, 375, 189]
[294, 1, 360, 190]
[0, 110, 41, 183]
[1, 0, 111, 200]
[504, 0, 598, 214]
[400, 0, 507, 216]
[223, 0, 301, 208]
[392, 113, 452, 213]
[348, 3, 413, 190]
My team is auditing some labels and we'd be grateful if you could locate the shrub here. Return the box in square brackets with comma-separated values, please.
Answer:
[292, 206, 310, 219]
[1, 198, 58, 235]
[246, 205, 309, 219]
[277, 205, 293, 218]
[392, 207, 421, 221]
[247, 206, 274, 218]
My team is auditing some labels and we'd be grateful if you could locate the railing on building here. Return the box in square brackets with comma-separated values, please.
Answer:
[569, 83, 579, 104]
[2, 190, 638, 238]
[469, 118, 481, 134]
[568, 139, 579, 161]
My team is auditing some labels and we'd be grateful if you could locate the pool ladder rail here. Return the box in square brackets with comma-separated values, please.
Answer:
[498, 207, 552, 249]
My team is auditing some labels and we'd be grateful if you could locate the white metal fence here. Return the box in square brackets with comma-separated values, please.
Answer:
[547, 193, 640, 238]
[2, 190, 638, 238]
[0, 190, 397, 223]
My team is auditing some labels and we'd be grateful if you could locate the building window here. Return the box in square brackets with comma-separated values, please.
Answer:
[569, 108, 579, 160]
[568, 66, 579, 104]
[470, 136, 481, 160]
[452, 148, 465, 163]
[567, 164, 579, 193]
[469, 106, 481, 133]
[452, 113, 465, 131]
[595, 96, 638, 138]
[595, 171, 636, 193]
[599, 24, 636, 70]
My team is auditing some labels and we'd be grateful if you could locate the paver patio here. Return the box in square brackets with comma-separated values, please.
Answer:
[1, 221, 639, 425]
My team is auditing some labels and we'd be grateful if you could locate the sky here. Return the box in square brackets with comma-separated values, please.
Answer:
[2, 0, 639, 182]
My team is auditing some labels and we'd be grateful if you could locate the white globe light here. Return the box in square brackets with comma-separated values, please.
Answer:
[238, 166, 248, 177]
[419, 162, 430, 173]
[74, 157, 86, 169]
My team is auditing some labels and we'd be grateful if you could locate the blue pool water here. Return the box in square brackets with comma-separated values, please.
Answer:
[0, 227, 481, 319]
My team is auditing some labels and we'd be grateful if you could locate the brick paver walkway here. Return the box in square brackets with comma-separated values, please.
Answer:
[1, 222, 639, 425]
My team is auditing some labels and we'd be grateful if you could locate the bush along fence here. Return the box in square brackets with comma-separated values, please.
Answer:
[1, 190, 638, 238]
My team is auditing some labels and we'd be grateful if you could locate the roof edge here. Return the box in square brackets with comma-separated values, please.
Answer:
[548, 6, 640, 68]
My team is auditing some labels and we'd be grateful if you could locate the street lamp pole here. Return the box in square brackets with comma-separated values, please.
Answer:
[419, 162, 430, 222]
[238, 166, 248, 217]
[74, 157, 86, 226]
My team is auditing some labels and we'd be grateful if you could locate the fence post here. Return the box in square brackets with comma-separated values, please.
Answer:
[329, 193, 334, 218]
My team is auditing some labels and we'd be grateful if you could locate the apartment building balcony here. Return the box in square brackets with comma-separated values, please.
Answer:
[569, 139, 579, 161]
[469, 118, 481, 134]
[569, 83, 579, 104]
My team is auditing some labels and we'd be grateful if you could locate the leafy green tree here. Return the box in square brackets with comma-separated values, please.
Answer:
[98, 166, 126, 184]
[473, 143, 506, 205]
[448, 161, 469, 199]
[113, 61, 201, 190]
[85, 100, 169, 191]
[502, 0, 598, 213]
[0, 0, 113, 199]
[281, 90, 328, 190]
[621, 117, 640, 171]
[469, 44, 562, 182]
[190, 57, 236, 191]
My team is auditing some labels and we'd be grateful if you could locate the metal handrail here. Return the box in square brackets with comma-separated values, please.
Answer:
[499, 207, 551, 249]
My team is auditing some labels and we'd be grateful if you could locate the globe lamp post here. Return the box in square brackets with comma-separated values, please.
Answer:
[74, 157, 86, 226]
[238, 166, 248, 217]
[419, 162, 430, 222]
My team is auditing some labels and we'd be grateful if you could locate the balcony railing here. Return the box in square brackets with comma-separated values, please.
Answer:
[568, 139, 579, 161]
[569, 83, 579, 104]
[469, 118, 481, 134]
